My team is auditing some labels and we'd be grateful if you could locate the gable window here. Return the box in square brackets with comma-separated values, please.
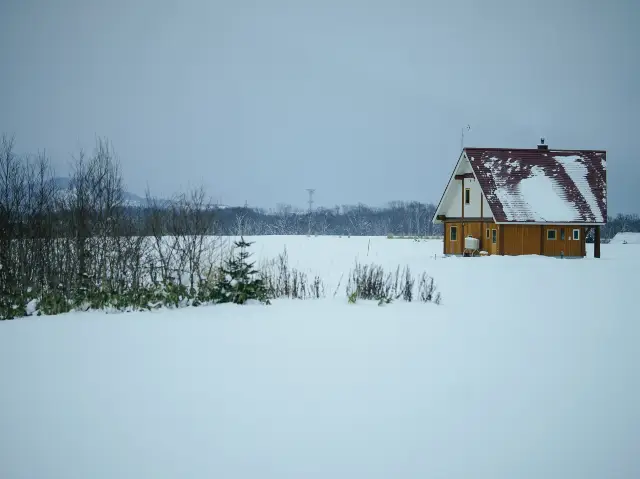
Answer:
[492, 228, 497, 244]
[464, 188, 471, 205]
[573, 229, 580, 240]
[547, 229, 557, 240]
[450, 226, 458, 241]
[560, 228, 565, 241]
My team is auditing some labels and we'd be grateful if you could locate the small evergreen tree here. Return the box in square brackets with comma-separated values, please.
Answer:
[218, 237, 271, 305]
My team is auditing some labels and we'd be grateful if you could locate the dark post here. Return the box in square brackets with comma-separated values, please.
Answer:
[594, 226, 601, 258]
[443, 225, 446, 255]
[480, 190, 483, 251]
[460, 178, 465, 254]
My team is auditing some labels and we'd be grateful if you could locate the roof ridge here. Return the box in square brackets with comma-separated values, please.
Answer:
[464, 146, 606, 153]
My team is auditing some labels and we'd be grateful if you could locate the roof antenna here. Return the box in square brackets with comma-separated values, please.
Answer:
[461, 125, 470, 152]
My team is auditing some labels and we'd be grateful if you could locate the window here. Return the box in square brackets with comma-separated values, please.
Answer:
[573, 229, 580, 240]
[560, 228, 565, 241]
[547, 229, 557, 240]
[492, 228, 497, 244]
[464, 188, 471, 205]
[450, 226, 458, 241]
[486, 228, 490, 239]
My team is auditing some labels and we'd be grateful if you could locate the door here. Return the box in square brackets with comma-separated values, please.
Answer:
[490, 227, 498, 255]
[448, 223, 460, 255]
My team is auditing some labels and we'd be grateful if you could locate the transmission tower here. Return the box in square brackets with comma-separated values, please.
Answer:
[306, 188, 315, 236]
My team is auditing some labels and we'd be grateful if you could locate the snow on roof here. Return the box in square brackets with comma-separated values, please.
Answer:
[465, 147, 607, 224]
[554, 156, 604, 222]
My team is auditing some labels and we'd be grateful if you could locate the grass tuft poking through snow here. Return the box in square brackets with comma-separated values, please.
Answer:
[260, 247, 326, 300]
[345, 261, 440, 305]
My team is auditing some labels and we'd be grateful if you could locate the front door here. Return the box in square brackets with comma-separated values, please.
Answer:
[490, 227, 498, 255]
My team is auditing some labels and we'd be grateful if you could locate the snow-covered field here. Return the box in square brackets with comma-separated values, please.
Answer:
[1, 236, 639, 479]
[610, 232, 640, 244]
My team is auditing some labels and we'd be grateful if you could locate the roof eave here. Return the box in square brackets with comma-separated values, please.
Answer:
[495, 221, 607, 226]
[431, 150, 466, 224]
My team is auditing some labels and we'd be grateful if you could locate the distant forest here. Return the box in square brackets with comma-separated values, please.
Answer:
[210, 202, 440, 237]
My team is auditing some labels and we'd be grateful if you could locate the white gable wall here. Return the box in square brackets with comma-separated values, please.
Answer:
[436, 154, 494, 220]
[439, 178, 462, 218]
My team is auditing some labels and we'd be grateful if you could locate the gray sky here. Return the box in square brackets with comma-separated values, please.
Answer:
[1, 0, 638, 213]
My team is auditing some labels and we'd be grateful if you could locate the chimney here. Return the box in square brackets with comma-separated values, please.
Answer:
[537, 137, 548, 150]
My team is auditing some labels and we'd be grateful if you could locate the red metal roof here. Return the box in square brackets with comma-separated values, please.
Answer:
[465, 147, 607, 224]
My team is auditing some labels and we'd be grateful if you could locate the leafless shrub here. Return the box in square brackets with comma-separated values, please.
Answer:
[346, 261, 440, 304]
[0, 135, 225, 319]
[260, 248, 325, 300]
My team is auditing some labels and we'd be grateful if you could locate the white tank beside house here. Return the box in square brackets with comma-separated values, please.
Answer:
[464, 236, 480, 251]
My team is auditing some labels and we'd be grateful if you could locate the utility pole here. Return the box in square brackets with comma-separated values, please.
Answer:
[306, 188, 315, 236]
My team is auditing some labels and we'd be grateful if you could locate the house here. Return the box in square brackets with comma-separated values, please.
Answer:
[432, 140, 607, 258]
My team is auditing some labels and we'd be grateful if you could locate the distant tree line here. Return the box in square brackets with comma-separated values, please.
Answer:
[598, 214, 640, 242]
[212, 202, 442, 237]
[216, 206, 638, 241]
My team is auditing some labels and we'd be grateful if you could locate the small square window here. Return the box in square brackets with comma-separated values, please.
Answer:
[560, 228, 565, 241]
[573, 229, 580, 240]
[486, 228, 490, 239]
[450, 226, 458, 241]
[547, 229, 557, 240]
[464, 188, 471, 205]
[492, 229, 497, 244]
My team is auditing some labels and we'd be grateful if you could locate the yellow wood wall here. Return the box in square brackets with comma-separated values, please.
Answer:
[501, 225, 585, 257]
[541, 225, 584, 257]
[502, 224, 541, 255]
[444, 223, 586, 257]
[444, 221, 498, 255]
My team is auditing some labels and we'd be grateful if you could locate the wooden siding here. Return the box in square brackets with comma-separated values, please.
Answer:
[444, 220, 499, 255]
[501, 225, 586, 257]
[502, 225, 542, 255]
[541, 225, 584, 257]
[445, 222, 586, 257]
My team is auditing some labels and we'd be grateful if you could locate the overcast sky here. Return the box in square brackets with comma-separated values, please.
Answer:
[1, 0, 638, 213]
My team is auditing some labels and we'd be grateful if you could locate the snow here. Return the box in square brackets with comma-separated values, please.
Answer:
[491, 163, 587, 222]
[25, 299, 38, 316]
[517, 166, 582, 221]
[610, 232, 640, 244]
[477, 152, 605, 223]
[1, 236, 639, 479]
[554, 155, 604, 222]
